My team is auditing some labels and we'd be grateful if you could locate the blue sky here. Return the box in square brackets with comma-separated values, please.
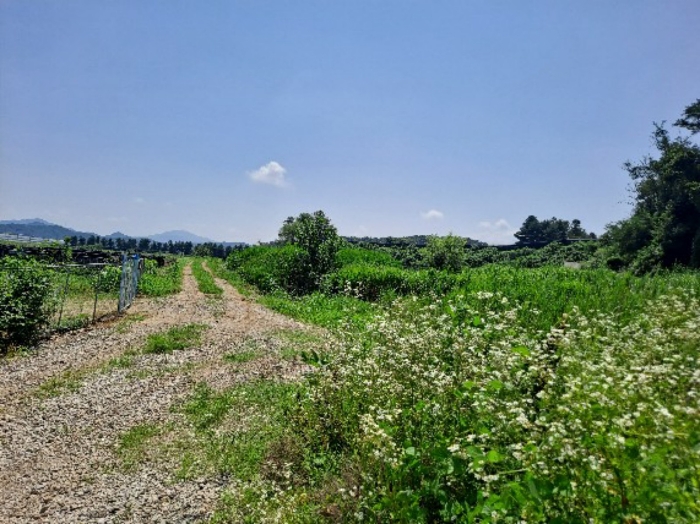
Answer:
[1, 1, 698, 244]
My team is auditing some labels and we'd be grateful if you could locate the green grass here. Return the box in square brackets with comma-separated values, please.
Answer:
[103, 350, 137, 370]
[273, 329, 326, 361]
[260, 292, 376, 330]
[223, 350, 260, 364]
[175, 381, 300, 482]
[115, 312, 147, 333]
[191, 258, 224, 295]
[206, 257, 255, 297]
[117, 423, 161, 470]
[36, 369, 86, 398]
[138, 258, 184, 297]
[142, 323, 207, 354]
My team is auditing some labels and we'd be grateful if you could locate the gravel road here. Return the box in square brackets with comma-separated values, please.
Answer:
[0, 263, 309, 523]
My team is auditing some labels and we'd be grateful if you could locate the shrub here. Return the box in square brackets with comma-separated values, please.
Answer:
[229, 245, 314, 295]
[0, 257, 54, 351]
[424, 234, 467, 272]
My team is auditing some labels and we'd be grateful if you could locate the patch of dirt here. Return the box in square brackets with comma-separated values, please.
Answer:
[0, 262, 312, 523]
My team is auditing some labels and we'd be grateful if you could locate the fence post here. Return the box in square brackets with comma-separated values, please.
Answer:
[118, 253, 127, 313]
[57, 270, 70, 326]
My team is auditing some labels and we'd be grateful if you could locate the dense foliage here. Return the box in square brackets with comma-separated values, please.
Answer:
[515, 216, 595, 244]
[0, 257, 54, 351]
[604, 99, 700, 271]
[226, 211, 343, 295]
[138, 259, 184, 296]
[281, 289, 700, 523]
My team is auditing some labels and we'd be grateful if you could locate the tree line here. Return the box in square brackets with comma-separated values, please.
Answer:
[64, 235, 239, 258]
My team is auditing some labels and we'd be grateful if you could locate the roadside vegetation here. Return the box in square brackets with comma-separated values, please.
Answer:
[210, 215, 700, 521]
[139, 258, 184, 297]
[0, 254, 184, 354]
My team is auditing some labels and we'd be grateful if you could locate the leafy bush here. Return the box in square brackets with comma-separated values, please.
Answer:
[0, 257, 54, 350]
[95, 265, 122, 293]
[424, 234, 467, 272]
[278, 210, 343, 283]
[228, 245, 314, 295]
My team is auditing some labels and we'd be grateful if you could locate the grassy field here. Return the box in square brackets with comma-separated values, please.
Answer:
[202, 247, 700, 523]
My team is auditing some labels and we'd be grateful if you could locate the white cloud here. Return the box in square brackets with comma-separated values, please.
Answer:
[420, 209, 444, 220]
[475, 218, 517, 245]
[478, 218, 510, 231]
[248, 161, 288, 187]
[133, 197, 146, 205]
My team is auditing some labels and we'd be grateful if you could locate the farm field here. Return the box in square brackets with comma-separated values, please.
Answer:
[1, 251, 699, 523]
[204, 246, 700, 523]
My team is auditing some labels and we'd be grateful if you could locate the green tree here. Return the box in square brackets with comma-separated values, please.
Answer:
[515, 216, 583, 244]
[604, 100, 700, 270]
[278, 210, 342, 292]
[424, 234, 467, 272]
[138, 238, 151, 252]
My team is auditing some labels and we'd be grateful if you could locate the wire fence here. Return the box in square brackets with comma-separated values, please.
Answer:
[1, 256, 143, 335]
[48, 263, 123, 329]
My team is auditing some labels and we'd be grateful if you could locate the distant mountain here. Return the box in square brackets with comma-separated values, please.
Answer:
[0, 220, 97, 240]
[148, 230, 213, 244]
[0, 219, 244, 246]
[104, 231, 132, 240]
[0, 218, 52, 226]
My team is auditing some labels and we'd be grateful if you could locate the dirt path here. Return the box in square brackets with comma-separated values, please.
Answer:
[0, 262, 311, 523]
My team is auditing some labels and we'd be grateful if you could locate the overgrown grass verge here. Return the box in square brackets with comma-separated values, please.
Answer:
[139, 258, 184, 297]
[260, 292, 376, 331]
[206, 258, 255, 297]
[191, 259, 224, 295]
[142, 324, 207, 354]
[169, 381, 301, 483]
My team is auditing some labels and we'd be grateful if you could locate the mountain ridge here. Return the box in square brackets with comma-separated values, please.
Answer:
[0, 219, 237, 244]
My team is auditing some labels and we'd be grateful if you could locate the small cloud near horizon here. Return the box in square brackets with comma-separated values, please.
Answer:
[248, 161, 288, 187]
[420, 209, 444, 220]
[476, 219, 517, 245]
